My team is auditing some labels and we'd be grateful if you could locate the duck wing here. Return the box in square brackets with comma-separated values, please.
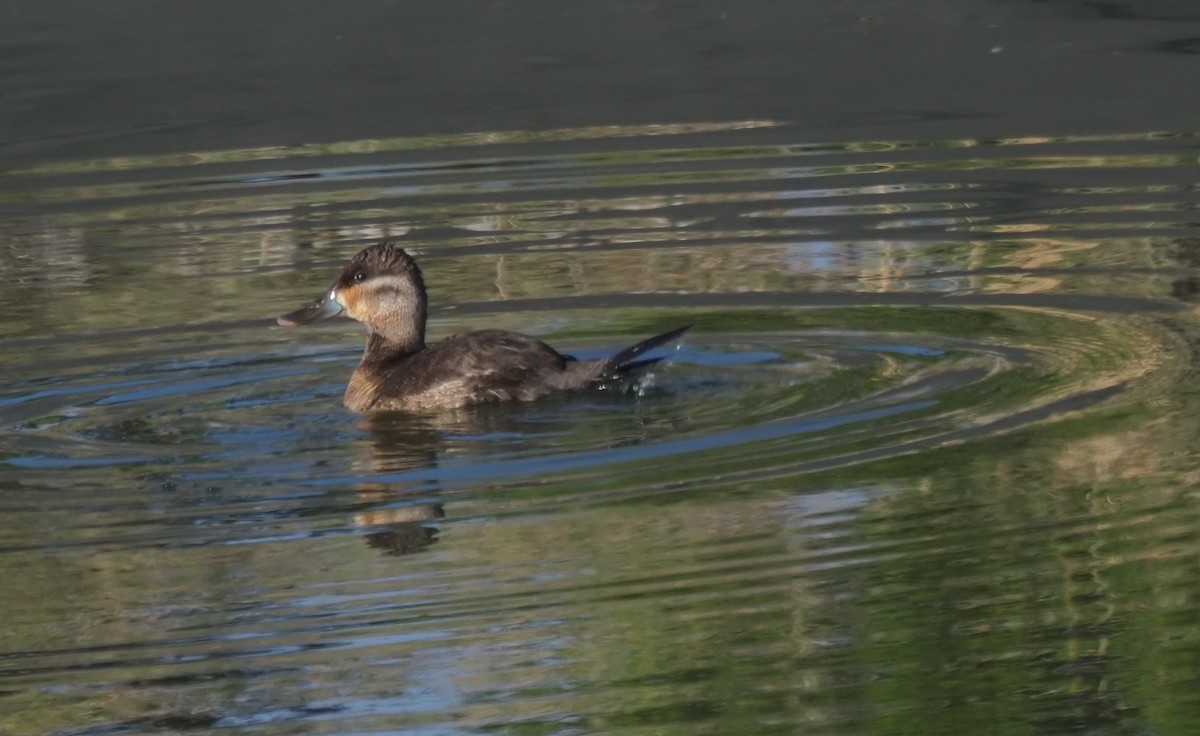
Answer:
[392, 330, 572, 405]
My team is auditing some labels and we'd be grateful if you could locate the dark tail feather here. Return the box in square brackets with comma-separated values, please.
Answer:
[601, 325, 691, 381]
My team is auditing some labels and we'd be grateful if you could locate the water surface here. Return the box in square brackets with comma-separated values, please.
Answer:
[4, 4, 1200, 735]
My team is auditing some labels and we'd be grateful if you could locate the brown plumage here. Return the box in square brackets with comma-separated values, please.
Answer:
[278, 242, 689, 413]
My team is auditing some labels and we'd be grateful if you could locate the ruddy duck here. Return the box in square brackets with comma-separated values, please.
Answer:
[277, 242, 689, 413]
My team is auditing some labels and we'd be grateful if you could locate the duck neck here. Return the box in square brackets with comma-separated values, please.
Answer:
[361, 323, 424, 364]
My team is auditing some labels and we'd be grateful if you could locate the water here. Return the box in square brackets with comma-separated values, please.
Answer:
[4, 5, 1200, 736]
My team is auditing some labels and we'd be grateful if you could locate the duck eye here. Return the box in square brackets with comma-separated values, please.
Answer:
[352, 271, 366, 283]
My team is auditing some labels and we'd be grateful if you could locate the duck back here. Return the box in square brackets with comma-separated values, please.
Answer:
[345, 326, 687, 413]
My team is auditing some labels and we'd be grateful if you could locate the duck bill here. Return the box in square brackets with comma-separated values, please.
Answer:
[277, 289, 344, 327]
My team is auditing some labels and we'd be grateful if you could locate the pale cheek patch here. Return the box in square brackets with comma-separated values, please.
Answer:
[363, 276, 412, 318]
[370, 275, 408, 293]
[336, 275, 413, 326]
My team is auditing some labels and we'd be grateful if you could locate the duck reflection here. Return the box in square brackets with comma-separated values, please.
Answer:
[347, 405, 532, 556]
[348, 414, 452, 556]
[344, 393, 666, 557]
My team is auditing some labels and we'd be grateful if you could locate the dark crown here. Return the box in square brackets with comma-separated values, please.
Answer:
[342, 241, 424, 289]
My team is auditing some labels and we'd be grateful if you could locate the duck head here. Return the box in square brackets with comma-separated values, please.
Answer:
[277, 242, 428, 350]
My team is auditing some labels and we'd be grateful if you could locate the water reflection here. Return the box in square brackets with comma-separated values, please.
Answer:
[3, 122, 1200, 734]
